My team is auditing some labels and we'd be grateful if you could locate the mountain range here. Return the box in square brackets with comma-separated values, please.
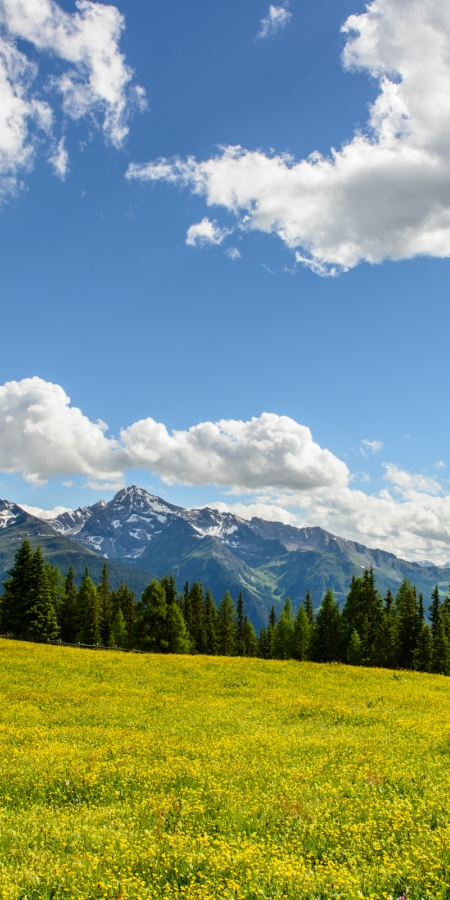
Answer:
[1, 485, 449, 629]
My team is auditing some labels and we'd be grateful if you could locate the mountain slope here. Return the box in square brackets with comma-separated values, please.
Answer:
[45, 486, 450, 629]
[0, 500, 154, 595]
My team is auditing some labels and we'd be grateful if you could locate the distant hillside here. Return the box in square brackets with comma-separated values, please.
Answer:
[0, 501, 154, 595]
[41, 486, 450, 630]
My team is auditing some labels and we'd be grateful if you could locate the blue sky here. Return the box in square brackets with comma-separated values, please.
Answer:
[1, 0, 450, 561]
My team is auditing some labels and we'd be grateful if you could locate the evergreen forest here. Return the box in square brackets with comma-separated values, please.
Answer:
[1, 539, 450, 675]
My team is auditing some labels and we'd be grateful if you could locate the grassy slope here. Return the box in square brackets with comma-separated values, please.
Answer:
[0, 517, 154, 595]
[0, 639, 449, 899]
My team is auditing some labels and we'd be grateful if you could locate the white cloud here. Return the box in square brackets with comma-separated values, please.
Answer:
[186, 217, 231, 247]
[127, 0, 450, 274]
[5, 377, 450, 562]
[48, 136, 68, 179]
[19, 503, 72, 519]
[0, 0, 142, 196]
[225, 247, 241, 260]
[360, 438, 383, 456]
[257, 5, 292, 40]
[436, 460, 446, 470]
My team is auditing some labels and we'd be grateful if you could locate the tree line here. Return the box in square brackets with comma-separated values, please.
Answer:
[1, 541, 450, 674]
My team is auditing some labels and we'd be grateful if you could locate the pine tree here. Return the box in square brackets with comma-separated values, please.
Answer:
[45, 564, 65, 623]
[236, 592, 246, 656]
[396, 579, 419, 669]
[182, 581, 194, 638]
[429, 585, 441, 639]
[413, 622, 432, 672]
[258, 627, 270, 659]
[217, 591, 236, 656]
[189, 582, 206, 653]
[431, 607, 450, 674]
[77, 569, 101, 645]
[304, 591, 314, 626]
[60, 566, 78, 642]
[347, 629, 363, 666]
[292, 604, 311, 661]
[27, 547, 59, 640]
[98, 562, 112, 646]
[111, 582, 136, 645]
[204, 588, 218, 655]
[111, 608, 128, 647]
[373, 591, 398, 669]
[1, 540, 34, 636]
[267, 604, 277, 658]
[243, 618, 258, 656]
[273, 597, 294, 660]
[311, 589, 342, 662]
[160, 574, 177, 607]
[139, 579, 168, 652]
[342, 569, 382, 663]
[166, 603, 190, 654]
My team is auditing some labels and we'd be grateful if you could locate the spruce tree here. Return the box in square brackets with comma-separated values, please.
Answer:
[236, 592, 246, 656]
[396, 579, 419, 669]
[160, 574, 177, 606]
[431, 607, 450, 674]
[189, 582, 206, 653]
[111, 582, 136, 645]
[373, 591, 398, 669]
[182, 581, 194, 638]
[111, 608, 128, 647]
[98, 562, 112, 646]
[60, 566, 78, 642]
[342, 569, 382, 663]
[413, 623, 432, 672]
[166, 602, 190, 654]
[292, 604, 311, 661]
[77, 569, 101, 645]
[311, 589, 342, 662]
[27, 547, 59, 640]
[258, 627, 270, 659]
[243, 618, 258, 656]
[267, 604, 277, 658]
[1, 540, 34, 636]
[217, 591, 236, 656]
[139, 579, 168, 652]
[204, 588, 218, 655]
[304, 591, 314, 626]
[273, 597, 294, 660]
[429, 585, 441, 639]
[347, 629, 363, 666]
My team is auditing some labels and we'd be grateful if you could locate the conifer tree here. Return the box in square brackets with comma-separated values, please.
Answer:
[311, 588, 342, 662]
[111, 582, 136, 645]
[77, 568, 101, 645]
[60, 566, 78, 642]
[98, 562, 112, 646]
[292, 604, 311, 661]
[27, 547, 59, 640]
[45, 564, 65, 622]
[347, 629, 363, 666]
[429, 585, 441, 639]
[258, 626, 270, 659]
[217, 591, 236, 656]
[166, 602, 190, 654]
[396, 579, 419, 669]
[373, 590, 398, 669]
[267, 604, 277, 658]
[243, 617, 258, 656]
[431, 607, 450, 675]
[413, 622, 432, 672]
[182, 581, 194, 638]
[342, 569, 382, 663]
[204, 588, 218, 655]
[139, 579, 168, 652]
[1, 540, 34, 636]
[273, 597, 294, 660]
[189, 582, 206, 653]
[160, 574, 178, 607]
[236, 592, 246, 656]
[304, 591, 314, 626]
[111, 607, 128, 647]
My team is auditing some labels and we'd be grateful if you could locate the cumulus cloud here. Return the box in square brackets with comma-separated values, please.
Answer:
[0, 0, 142, 196]
[19, 503, 72, 519]
[225, 247, 241, 260]
[186, 217, 231, 247]
[127, 0, 450, 273]
[5, 377, 450, 562]
[257, 5, 292, 39]
[361, 438, 383, 455]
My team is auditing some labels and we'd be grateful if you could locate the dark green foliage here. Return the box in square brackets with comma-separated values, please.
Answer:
[60, 566, 78, 642]
[98, 562, 112, 646]
[111, 607, 128, 647]
[166, 602, 190, 654]
[77, 568, 101, 645]
[304, 591, 314, 626]
[258, 626, 270, 659]
[292, 603, 311, 661]
[1, 539, 34, 635]
[189, 582, 206, 653]
[273, 597, 294, 660]
[217, 591, 236, 656]
[111, 581, 136, 645]
[396, 579, 419, 669]
[413, 622, 432, 672]
[27, 547, 59, 640]
[139, 579, 168, 652]
[342, 569, 382, 664]
[243, 618, 258, 656]
[236, 592, 246, 656]
[373, 593, 398, 669]
[312, 588, 342, 662]
[347, 629, 363, 666]
[204, 588, 218, 655]
[429, 585, 441, 638]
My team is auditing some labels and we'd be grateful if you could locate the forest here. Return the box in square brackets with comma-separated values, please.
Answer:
[1, 539, 449, 674]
